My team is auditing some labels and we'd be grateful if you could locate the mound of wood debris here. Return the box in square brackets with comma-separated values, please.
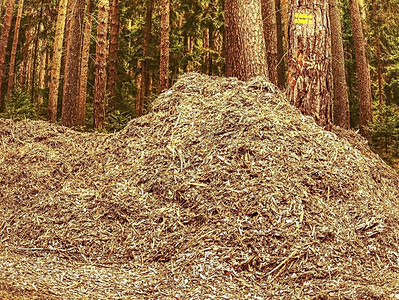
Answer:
[1, 73, 399, 299]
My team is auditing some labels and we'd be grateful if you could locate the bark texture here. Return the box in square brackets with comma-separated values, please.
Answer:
[329, 0, 350, 129]
[78, 0, 94, 127]
[48, 0, 68, 122]
[287, 0, 332, 128]
[108, 0, 119, 109]
[261, 0, 279, 85]
[225, 0, 268, 81]
[159, 0, 170, 92]
[0, 0, 16, 111]
[93, 0, 110, 129]
[275, 0, 286, 88]
[348, 0, 372, 138]
[6, 0, 24, 100]
[61, 0, 86, 127]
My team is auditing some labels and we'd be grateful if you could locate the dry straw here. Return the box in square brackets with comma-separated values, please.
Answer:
[1, 73, 399, 299]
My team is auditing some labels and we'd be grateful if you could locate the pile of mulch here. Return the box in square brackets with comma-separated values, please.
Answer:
[1, 73, 399, 299]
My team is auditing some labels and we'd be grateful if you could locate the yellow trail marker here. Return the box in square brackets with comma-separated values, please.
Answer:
[294, 12, 313, 25]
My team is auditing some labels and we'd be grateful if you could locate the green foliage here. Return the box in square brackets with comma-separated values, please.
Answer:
[0, 89, 38, 121]
[368, 104, 399, 159]
[106, 110, 132, 132]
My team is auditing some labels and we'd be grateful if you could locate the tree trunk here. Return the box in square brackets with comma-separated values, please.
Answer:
[78, 0, 94, 127]
[225, 0, 268, 81]
[329, 0, 350, 129]
[372, 1, 383, 105]
[348, 0, 372, 138]
[93, 0, 109, 129]
[61, 0, 86, 127]
[31, 0, 44, 103]
[159, 0, 170, 92]
[37, 39, 47, 108]
[6, 0, 24, 100]
[275, 0, 286, 88]
[0, 0, 16, 111]
[136, 0, 154, 117]
[48, 0, 68, 123]
[287, 0, 332, 128]
[107, 0, 119, 110]
[261, 0, 279, 85]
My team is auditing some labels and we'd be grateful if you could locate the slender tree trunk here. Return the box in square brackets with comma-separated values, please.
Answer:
[61, 0, 86, 127]
[225, 0, 269, 81]
[31, 0, 44, 103]
[287, 0, 332, 128]
[136, 0, 154, 117]
[93, 0, 109, 129]
[48, 0, 68, 122]
[261, 0, 279, 85]
[159, 0, 170, 91]
[77, 0, 93, 127]
[107, 0, 119, 110]
[329, 0, 350, 129]
[348, 0, 372, 138]
[6, 0, 24, 100]
[0, 0, 16, 111]
[203, 28, 210, 74]
[37, 39, 47, 108]
[275, 0, 285, 88]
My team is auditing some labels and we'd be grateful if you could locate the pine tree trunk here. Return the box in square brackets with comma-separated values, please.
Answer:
[0, 0, 16, 111]
[329, 0, 350, 129]
[159, 0, 170, 92]
[31, 1, 44, 103]
[287, 0, 332, 128]
[225, 0, 268, 81]
[261, 0, 279, 85]
[93, 0, 109, 129]
[78, 0, 94, 127]
[48, 0, 68, 123]
[348, 0, 372, 138]
[37, 40, 46, 108]
[136, 0, 154, 117]
[107, 0, 119, 110]
[372, 1, 383, 105]
[61, 0, 86, 127]
[275, 0, 286, 88]
[6, 0, 24, 100]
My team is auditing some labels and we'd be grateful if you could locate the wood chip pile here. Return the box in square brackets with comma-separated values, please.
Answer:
[1, 73, 399, 299]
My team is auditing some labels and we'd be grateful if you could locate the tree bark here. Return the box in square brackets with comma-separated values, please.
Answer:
[329, 0, 350, 129]
[287, 0, 332, 128]
[275, 0, 286, 88]
[77, 0, 94, 127]
[48, 0, 68, 123]
[136, 0, 154, 117]
[93, 0, 109, 129]
[159, 0, 170, 92]
[225, 0, 269, 81]
[108, 0, 119, 110]
[0, 0, 16, 111]
[6, 0, 24, 100]
[348, 0, 372, 138]
[31, 0, 44, 103]
[261, 0, 279, 85]
[61, 0, 86, 127]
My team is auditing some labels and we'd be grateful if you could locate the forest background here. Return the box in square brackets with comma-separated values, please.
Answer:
[0, 0, 398, 168]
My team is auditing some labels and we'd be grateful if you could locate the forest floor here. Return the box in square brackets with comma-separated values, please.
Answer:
[1, 73, 399, 299]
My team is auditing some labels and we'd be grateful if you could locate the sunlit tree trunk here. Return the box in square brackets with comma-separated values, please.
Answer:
[61, 0, 86, 127]
[48, 0, 68, 122]
[287, 0, 332, 128]
[159, 0, 170, 91]
[78, 0, 94, 127]
[93, 0, 110, 129]
[275, 0, 285, 88]
[0, 0, 16, 111]
[6, 0, 24, 100]
[225, 0, 268, 81]
[108, 0, 119, 110]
